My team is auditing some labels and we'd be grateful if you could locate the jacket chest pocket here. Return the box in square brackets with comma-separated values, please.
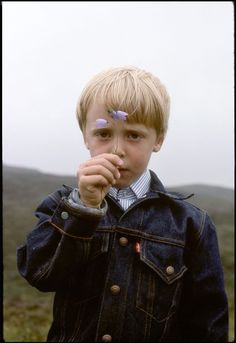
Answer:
[136, 239, 187, 322]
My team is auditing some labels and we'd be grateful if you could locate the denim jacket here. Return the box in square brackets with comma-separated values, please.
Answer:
[17, 171, 228, 342]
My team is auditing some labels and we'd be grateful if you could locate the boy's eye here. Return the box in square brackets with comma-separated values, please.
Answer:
[95, 130, 112, 139]
[100, 132, 110, 138]
[127, 132, 142, 141]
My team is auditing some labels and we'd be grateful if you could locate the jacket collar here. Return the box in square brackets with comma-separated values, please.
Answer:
[149, 170, 194, 201]
[149, 170, 166, 193]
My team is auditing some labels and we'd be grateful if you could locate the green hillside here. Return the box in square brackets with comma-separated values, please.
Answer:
[3, 165, 234, 341]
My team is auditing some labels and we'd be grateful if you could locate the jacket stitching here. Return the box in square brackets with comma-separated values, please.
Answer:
[95, 233, 117, 341]
[146, 274, 154, 340]
[136, 305, 168, 324]
[195, 210, 207, 249]
[57, 292, 69, 342]
[96, 226, 185, 247]
[118, 255, 134, 341]
[49, 220, 93, 240]
[69, 301, 83, 342]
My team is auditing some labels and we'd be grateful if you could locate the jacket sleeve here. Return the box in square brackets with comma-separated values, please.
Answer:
[177, 211, 229, 342]
[16, 186, 107, 292]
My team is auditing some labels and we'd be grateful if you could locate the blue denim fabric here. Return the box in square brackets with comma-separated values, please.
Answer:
[17, 171, 228, 342]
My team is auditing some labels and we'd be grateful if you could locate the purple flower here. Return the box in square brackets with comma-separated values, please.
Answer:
[108, 110, 128, 121]
[96, 118, 108, 128]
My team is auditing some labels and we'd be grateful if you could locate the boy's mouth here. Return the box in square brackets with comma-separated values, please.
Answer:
[117, 167, 128, 171]
[118, 168, 129, 175]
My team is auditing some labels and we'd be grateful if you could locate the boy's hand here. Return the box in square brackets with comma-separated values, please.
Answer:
[77, 153, 123, 208]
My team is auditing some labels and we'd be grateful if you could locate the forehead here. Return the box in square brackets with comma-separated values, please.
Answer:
[86, 102, 142, 124]
[87, 102, 131, 122]
[87, 102, 108, 118]
[86, 102, 153, 133]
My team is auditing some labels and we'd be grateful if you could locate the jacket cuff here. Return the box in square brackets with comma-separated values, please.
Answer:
[65, 188, 108, 217]
[49, 195, 107, 240]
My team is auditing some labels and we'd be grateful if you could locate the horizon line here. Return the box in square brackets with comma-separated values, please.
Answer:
[3, 163, 234, 190]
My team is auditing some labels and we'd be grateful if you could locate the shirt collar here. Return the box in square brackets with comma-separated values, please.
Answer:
[109, 169, 151, 199]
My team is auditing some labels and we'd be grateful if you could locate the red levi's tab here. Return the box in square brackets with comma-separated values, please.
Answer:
[134, 242, 141, 254]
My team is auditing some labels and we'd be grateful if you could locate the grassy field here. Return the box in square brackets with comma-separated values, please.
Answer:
[3, 165, 234, 342]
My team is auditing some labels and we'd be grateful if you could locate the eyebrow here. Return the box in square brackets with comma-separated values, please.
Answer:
[91, 127, 149, 135]
[91, 127, 111, 132]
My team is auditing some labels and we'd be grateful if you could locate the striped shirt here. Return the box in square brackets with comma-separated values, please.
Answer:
[109, 169, 151, 210]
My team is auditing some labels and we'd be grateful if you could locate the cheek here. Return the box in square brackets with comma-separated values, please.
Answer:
[129, 148, 151, 168]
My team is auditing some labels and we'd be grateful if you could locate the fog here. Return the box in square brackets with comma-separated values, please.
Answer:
[2, 1, 234, 188]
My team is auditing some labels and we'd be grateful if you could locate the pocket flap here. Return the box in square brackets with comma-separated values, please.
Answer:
[140, 239, 187, 284]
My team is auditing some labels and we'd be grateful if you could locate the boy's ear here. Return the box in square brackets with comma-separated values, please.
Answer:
[153, 135, 164, 152]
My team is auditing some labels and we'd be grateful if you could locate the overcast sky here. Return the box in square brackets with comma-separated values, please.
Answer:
[2, 1, 234, 188]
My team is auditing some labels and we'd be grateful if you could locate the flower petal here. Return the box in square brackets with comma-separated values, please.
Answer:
[116, 111, 128, 120]
[96, 119, 108, 128]
[108, 110, 128, 121]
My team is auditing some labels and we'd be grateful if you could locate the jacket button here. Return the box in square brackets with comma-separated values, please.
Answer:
[119, 237, 128, 246]
[110, 285, 120, 295]
[61, 211, 69, 220]
[102, 334, 112, 342]
[166, 266, 175, 275]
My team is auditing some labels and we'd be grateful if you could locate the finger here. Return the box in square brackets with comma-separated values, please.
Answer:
[91, 153, 123, 168]
[80, 157, 121, 180]
[80, 165, 117, 186]
[79, 174, 112, 190]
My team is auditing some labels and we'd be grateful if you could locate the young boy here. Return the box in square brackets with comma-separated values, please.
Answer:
[17, 66, 228, 342]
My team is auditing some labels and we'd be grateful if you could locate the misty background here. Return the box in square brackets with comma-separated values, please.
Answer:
[2, 1, 234, 188]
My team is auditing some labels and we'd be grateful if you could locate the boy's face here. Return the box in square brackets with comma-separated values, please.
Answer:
[83, 102, 163, 188]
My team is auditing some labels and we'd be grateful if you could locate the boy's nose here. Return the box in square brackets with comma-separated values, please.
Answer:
[112, 137, 125, 157]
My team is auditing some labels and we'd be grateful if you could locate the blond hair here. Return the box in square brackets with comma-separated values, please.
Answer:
[76, 66, 170, 137]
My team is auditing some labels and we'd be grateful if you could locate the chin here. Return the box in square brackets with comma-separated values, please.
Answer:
[115, 179, 132, 189]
